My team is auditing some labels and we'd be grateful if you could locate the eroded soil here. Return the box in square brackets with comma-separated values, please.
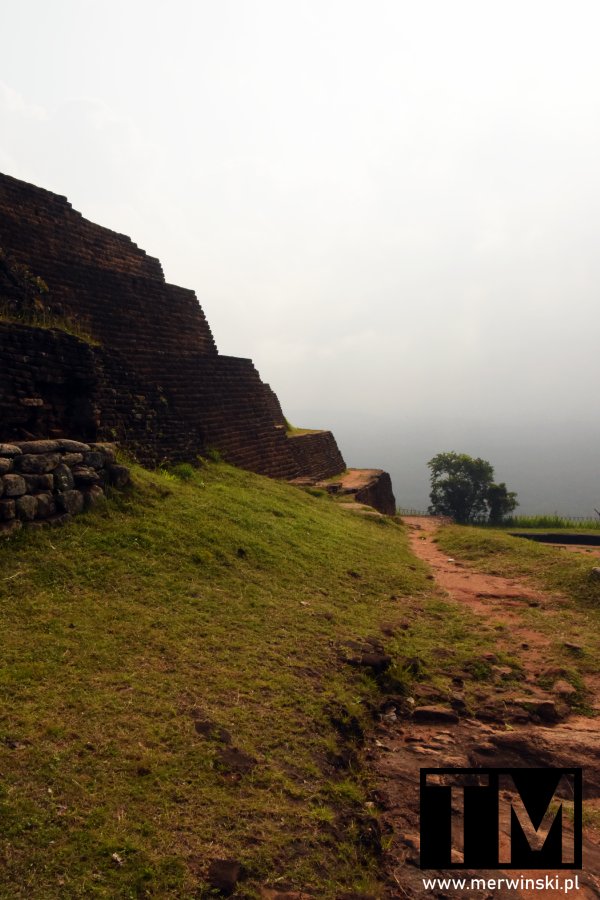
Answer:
[373, 518, 600, 899]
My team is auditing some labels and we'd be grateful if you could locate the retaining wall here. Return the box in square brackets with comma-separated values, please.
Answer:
[0, 322, 204, 466]
[0, 439, 130, 536]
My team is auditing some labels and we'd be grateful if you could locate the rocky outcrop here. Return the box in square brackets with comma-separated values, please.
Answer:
[316, 469, 397, 516]
[354, 471, 396, 516]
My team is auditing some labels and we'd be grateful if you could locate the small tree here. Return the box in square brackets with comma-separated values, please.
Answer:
[427, 451, 518, 524]
[486, 481, 518, 525]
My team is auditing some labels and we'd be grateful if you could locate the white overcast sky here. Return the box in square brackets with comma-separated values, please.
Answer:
[2, 1, 600, 511]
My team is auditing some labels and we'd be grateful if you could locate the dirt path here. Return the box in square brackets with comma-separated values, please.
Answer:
[553, 545, 600, 559]
[372, 518, 600, 898]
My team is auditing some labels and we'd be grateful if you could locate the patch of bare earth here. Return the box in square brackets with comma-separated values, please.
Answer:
[372, 518, 600, 899]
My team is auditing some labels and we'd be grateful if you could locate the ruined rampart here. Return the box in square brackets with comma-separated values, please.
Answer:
[0, 172, 345, 479]
[287, 431, 346, 482]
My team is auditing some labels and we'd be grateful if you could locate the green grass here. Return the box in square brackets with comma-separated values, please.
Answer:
[283, 419, 321, 436]
[0, 461, 507, 898]
[0, 303, 99, 345]
[1, 464, 545, 897]
[436, 526, 600, 606]
[501, 514, 600, 530]
[285, 427, 323, 437]
[435, 525, 600, 702]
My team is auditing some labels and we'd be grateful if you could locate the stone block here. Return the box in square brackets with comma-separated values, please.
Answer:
[0, 458, 12, 475]
[53, 464, 75, 492]
[56, 490, 84, 516]
[23, 473, 54, 492]
[16, 495, 38, 521]
[83, 485, 105, 508]
[0, 499, 16, 521]
[89, 443, 117, 462]
[14, 440, 60, 454]
[58, 440, 91, 453]
[35, 493, 56, 519]
[62, 453, 84, 466]
[0, 444, 22, 458]
[15, 453, 61, 474]
[83, 451, 104, 469]
[3, 474, 26, 497]
[73, 466, 101, 485]
[0, 520, 22, 538]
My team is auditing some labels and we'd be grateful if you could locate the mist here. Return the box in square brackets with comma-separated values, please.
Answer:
[2, 0, 599, 515]
[309, 411, 600, 517]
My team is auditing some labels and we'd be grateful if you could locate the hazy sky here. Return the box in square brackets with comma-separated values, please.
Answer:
[2, 1, 599, 513]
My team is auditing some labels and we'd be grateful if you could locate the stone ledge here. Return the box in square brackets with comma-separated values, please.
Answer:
[312, 469, 397, 516]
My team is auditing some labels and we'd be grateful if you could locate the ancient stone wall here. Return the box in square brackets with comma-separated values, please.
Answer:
[0, 439, 130, 536]
[0, 172, 350, 484]
[262, 384, 288, 428]
[0, 174, 217, 367]
[287, 431, 347, 481]
[0, 322, 204, 466]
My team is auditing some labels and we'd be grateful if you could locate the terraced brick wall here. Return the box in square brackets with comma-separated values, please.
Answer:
[0, 173, 216, 365]
[287, 431, 347, 481]
[0, 172, 347, 481]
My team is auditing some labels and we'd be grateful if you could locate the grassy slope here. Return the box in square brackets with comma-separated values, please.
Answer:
[0, 466, 523, 898]
[0, 462, 466, 899]
[500, 515, 600, 531]
[435, 526, 600, 702]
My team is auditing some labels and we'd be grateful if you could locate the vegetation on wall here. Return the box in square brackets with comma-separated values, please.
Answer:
[0, 248, 96, 343]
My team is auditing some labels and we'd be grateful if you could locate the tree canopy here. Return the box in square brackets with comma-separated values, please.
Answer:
[427, 451, 518, 524]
